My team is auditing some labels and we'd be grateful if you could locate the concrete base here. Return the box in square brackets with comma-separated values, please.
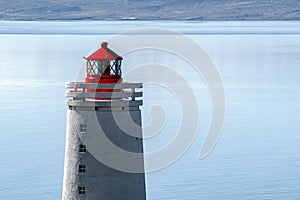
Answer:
[62, 107, 146, 200]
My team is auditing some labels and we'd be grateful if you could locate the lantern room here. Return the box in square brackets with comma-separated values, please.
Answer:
[85, 42, 123, 84]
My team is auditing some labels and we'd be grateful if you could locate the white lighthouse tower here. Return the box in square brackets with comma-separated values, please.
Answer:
[62, 42, 146, 200]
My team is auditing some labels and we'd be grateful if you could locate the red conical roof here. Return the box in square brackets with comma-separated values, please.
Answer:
[86, 42, 123, 60]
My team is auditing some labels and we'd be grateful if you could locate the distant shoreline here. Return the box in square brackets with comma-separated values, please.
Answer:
[1, 0, 300, 22]
[1, 19, 300, 22]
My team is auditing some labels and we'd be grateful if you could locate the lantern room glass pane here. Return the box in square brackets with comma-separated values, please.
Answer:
[87, 59, 122, 76]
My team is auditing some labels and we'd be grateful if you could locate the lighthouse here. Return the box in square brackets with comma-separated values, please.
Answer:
[62, 42, 146, 199]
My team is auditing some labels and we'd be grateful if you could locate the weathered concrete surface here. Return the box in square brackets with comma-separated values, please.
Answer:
[62, 106, 146, 200]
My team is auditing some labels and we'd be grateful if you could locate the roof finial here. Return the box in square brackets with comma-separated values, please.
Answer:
[101, 42, 108, 49]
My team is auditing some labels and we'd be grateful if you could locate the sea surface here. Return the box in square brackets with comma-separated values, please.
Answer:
[0, 21, 300, 200]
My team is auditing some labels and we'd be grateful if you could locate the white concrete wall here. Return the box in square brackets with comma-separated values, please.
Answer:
[62, 107, 146, 200]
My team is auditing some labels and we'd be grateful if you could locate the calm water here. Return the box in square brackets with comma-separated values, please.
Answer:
[0, 21, 300, 200]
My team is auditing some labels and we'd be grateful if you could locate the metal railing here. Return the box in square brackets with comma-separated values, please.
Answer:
[65, 82, 143, 101]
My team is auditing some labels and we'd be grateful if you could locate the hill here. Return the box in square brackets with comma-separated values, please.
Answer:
[0, 0, 300, 20]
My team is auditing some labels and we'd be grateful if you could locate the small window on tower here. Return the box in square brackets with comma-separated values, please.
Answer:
[79, 144, 86, 153]
[78, 186, 85, 194]
[79, 164, 86, 173]
[80, 124, 87, 133]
